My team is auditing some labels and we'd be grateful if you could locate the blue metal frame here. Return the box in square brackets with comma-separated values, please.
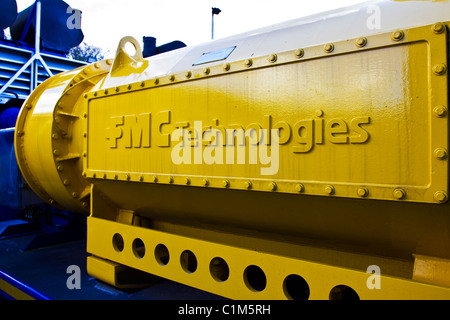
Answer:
[0, 269, 51, 300]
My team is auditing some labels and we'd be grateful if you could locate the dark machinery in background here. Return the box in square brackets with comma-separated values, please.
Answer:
[0, 0, 86, 247]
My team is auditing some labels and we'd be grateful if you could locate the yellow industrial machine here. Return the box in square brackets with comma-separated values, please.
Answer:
[13, 1, 450, 299]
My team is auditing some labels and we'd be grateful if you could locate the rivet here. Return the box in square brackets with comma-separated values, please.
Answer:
[92, 173, 96, 178]
[83, 113, 87, 118]
[391, 30, 404, 41]
[57, 102, 63, 109]
[140, 81, 146, 87]
[269, 182, 277, 191]
[72, 192, 79, 198]
[203, 67, 210, 75]
[114, 174, 118, 180]
[184, 177, 191, 185]
[127, 84, 132, 90]
[49, 199, 55, 205]
[52, 133, 59, 140]
[434, 191, 448, 203]
[83, 152, 87, 157]
[432, 22, 445, 34]
[151, 176, 158, 183]
[355, 37, 367, 48]
[82, 171, 87, 177]
[25, 103, 32, 109]
[222, 63, 230, 71]
[434, 148, 447, 160]
[203, 179, 209, 187]
[57, 165, 64, 172]
[244, 59, 253, 67]
[324, 185, 335, 195]
[324, 43, 334, 53]
[126, 173, 131, 181]
[115, 87, 120, 92]
[433, 105, 447, 117]
[83, 132, 87, 138]
[63, 179, 71, 186]
[53, 149, 59, 156]
[357, 187, 369, 197]
[93, 92, 98, 97]
[168, 176, 174, 183]
[222, 179, 230, 188]
[244, 181, 252, 189]
[139, 175, 144, 182]
[294, 48, 304, 58]
[433, 63, 447, 75]
[315, 109, 324, 117]
[106, 59, 113, 65]
[169, 75, 175, 82]
[103, 173, 107, 179]
[154, 78, 159, 85]
[185, 71, 192, 78]
[54, 116, 60, 123]
[81, 202, 88, 208]
[16, 131, 24, 137]
[393, 188, 406, 200]
[268, 54, 277, 63]
[94, 62, 100, 69]
[295, 183, 304, 193]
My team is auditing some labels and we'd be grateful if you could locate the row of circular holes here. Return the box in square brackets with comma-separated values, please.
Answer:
[112, 233, 359, 300]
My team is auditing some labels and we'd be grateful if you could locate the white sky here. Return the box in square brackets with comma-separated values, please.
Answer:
[16, 0, 367, 58]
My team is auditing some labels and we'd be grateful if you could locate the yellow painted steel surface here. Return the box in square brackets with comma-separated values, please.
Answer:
[13, 15, 450, 299]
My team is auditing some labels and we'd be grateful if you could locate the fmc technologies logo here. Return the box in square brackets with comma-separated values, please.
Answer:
[105, 112, 371, 176]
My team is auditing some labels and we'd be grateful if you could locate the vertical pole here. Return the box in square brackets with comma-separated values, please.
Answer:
[211, 11, 214, 40]
[33, 0, 42, 91]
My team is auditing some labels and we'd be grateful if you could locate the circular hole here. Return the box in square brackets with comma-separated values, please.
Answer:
[209, 257, 229, 282]
[124, 41, 137, 56]
[180, 250, 197, 274]
[132, 238, 145, 259]
[155, 244, 170, 266]
[112, 233, 124, 252]
[329, 285, 360, 300]
[244, 265, 266, 292]
[283, 274, 310, 300]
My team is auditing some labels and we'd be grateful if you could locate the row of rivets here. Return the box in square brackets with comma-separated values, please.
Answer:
[80, 171, 449, 203]
[89, 24, 449, 100]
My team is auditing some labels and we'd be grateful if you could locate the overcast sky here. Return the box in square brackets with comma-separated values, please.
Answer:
[16, 0, 367, 58]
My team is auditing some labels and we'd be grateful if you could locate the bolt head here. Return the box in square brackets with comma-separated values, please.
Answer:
[294, 49, 304, 58]
[355, 37, 367, 47]
[393, 188, 406, 200]
[244, 181, 252, 189]
[324, 43, 334, 53]
[391, 30, 404, 41]
[432, 22, 445, 34]
[434, 191, 448, 203]
[244, 59, 253, 67]
[223, 180, 230, 188]
[268, 54, 277, 63]
[295, 184, 304, 193]
[433, 105, 447, 117]
[325, 185, 335, 195]
[433, 63, 447, 75]
[357, 187, 369, 197]
[203, 179, 209, 186]
[434, 148, 447, 160]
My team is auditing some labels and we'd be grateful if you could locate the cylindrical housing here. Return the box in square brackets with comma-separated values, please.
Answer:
[14, 0, 450, 263]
